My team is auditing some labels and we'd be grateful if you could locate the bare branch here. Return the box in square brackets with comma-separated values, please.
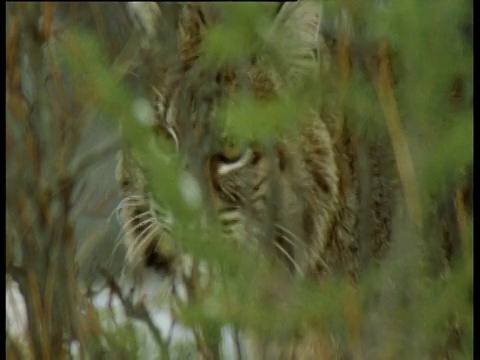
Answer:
[99, 269, 171, 359]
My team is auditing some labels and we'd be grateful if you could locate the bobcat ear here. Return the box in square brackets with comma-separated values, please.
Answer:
[178, 3, 207, 41]
[127, 2, 162, 41]
[178, 3, 219, 62]
[268, 0, 322, 81]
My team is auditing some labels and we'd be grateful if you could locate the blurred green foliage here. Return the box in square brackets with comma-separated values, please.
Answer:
[7, 1, 472, 359]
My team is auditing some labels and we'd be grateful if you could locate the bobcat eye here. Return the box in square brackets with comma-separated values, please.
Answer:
[219, 142, 243, 163]
[216, 147, 253, 176]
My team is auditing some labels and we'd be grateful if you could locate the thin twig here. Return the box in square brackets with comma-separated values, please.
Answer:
[376, 40, 422, 228]
[454, 187, 469, 258]
[167, 318, 176, 346]
[234, 327, 243, 360]
[99, 269, 171, 359]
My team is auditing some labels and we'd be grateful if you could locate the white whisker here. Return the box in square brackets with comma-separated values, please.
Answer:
[120, 210, 152, 232]
[279, 234, 298, 249]
[275, 224, 301, 249]
[128, 223, 161, 264]
[111, 196, 149, 224]
[132, 224, 159, 252]
[109, 197, 140, 223]
[108, 210, 155, 267]
[273, 241, 304, 276]
[124, 218, 155, 239]
[126, 222, 157, 255]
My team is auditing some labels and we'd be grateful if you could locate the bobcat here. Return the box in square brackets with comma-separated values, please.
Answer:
[116, 1, 397, 357]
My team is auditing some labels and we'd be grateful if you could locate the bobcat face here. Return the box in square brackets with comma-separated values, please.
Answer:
[117, 2, 343, 276]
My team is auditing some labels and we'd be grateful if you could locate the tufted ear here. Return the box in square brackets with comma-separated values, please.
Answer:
[267, 1, 322, 82]
[178, 3, 220, 65]
[127, 2, 162, 41]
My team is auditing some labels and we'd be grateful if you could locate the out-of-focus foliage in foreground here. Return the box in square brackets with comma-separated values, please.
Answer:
[6, 1, 472, 359]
